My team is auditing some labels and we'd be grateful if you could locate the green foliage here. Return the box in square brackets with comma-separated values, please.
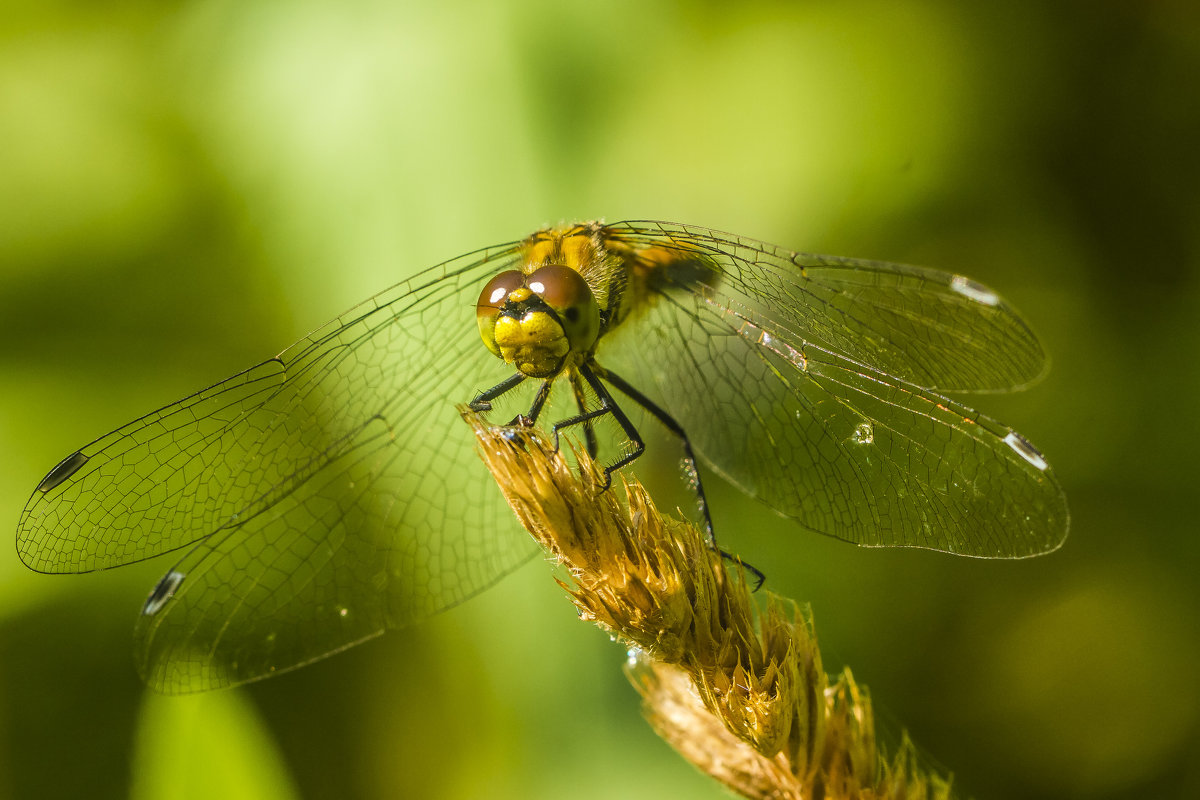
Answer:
[131, 692, 300, 800]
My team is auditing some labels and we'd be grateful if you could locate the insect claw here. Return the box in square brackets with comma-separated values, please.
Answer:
[718, 549, 766, 591]
[598, 467, 615, 492]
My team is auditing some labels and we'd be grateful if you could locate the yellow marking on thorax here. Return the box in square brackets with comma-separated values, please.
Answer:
[516, 224, 718, 341]
[520, 225, 613, 316]
[521, 227, 599, 274]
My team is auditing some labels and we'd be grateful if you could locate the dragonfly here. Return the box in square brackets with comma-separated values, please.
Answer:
[16, 221, 1069, 693]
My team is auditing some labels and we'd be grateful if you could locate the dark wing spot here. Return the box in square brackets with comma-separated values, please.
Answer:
[143, 570, 186, 616]
[36, 451, 90, 493]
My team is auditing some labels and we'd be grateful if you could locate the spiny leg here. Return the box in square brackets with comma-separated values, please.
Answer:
[470, 373, 554, 428]
[568, 370, 600, 460]
[521, 379, 554, 427]
[588, 363, 712, 541]
[590, 363, 765, 590]
[469, 373, 526, 413]
[553, 363, 646, 491]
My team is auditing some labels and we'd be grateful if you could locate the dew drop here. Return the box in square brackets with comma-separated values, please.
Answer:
[783, 342, 808, 371]
[143, 570, 185, 616]
[36, 451, 89, 493]
[626, 647, 644, 668]
[850, 422, 874, 445]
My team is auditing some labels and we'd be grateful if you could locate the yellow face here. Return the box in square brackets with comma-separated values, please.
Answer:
[476, 265, 601, 378]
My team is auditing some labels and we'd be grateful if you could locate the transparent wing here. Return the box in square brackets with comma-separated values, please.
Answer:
[601, 222, 1068, 557]
[607, 220, 1048, 393]
[18, 241, 539, 690]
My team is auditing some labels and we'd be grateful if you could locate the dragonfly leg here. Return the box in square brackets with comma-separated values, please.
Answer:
[519, 379, 554, 427]
[583, 363, 766, 590]
[559, 364, 646, 492]
[569, 371, 600, 459]
[717, 548, 765, 591]
[588, 363, 716, 547]
[549, 397, 628, 466]
[469, 373, 553, 428]
[469, 372, 527, 413]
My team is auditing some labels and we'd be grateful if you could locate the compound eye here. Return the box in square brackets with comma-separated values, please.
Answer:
[477, 270, 527, 357]
[477, 270, 526, 314]
[527, 266, 589, 313]
[527, 266, 600, 350]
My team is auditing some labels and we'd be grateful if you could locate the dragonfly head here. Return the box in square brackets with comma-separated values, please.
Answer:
[476, 265, 601, 378]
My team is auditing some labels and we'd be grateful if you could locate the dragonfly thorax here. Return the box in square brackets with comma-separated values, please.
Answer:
[476, 265, 601, 378]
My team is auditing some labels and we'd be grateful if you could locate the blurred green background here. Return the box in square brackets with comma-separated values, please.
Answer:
[2, 0, 1198, 798]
